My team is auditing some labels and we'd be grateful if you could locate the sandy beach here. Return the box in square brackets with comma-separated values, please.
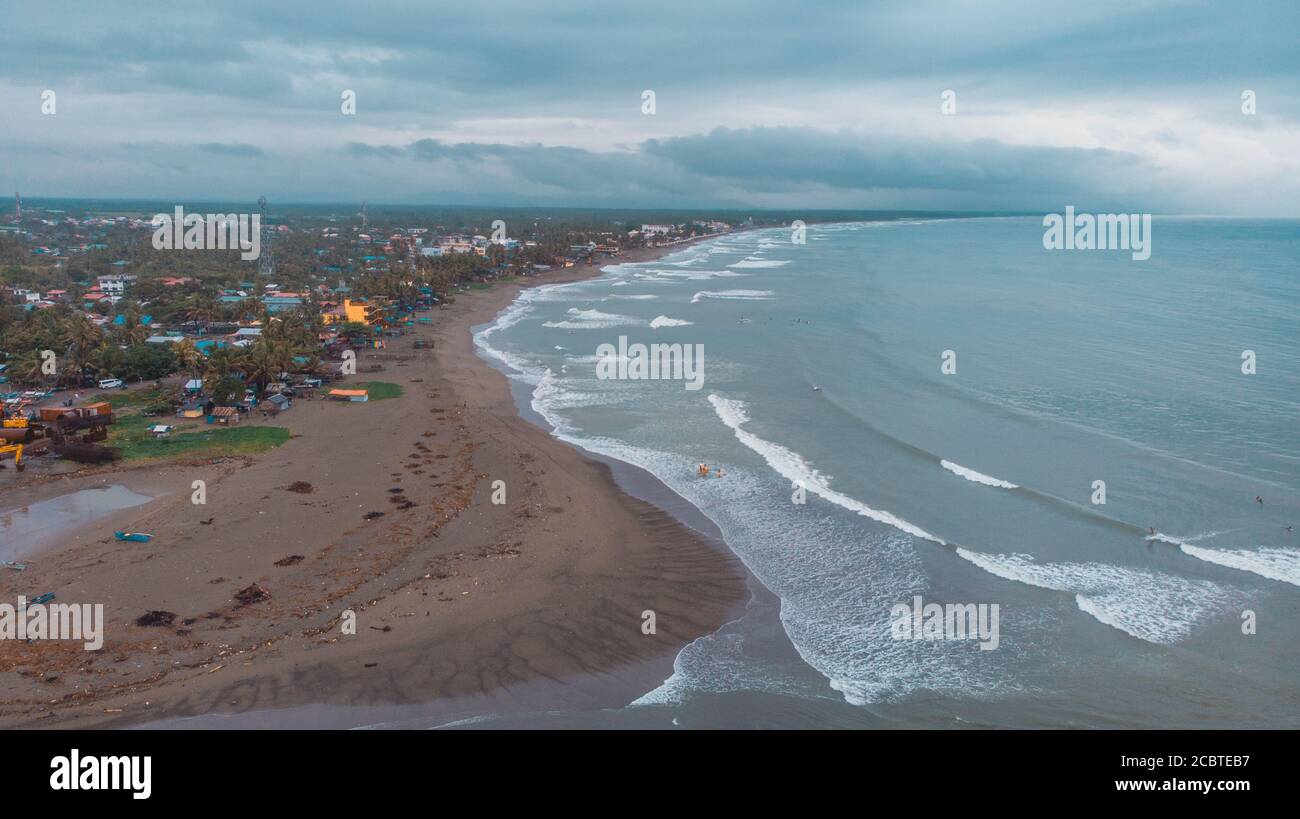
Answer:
[0, 241, 748, 729]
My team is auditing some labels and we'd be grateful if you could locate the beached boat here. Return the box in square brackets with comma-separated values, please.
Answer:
[114, 531, 153, 542]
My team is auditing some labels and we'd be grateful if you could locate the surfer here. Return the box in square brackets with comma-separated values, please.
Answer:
[1256, 495, 1264, 505]
[1147, 527, 1156, 536]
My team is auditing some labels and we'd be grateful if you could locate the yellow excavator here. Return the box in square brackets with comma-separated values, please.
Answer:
[1, 406, 27, 471]
[0, 442, 21, 470]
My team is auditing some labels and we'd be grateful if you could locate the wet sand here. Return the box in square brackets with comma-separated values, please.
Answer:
[0, 241, 748, 728]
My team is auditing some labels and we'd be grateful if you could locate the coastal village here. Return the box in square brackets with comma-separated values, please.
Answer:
[0, 200, 738, 476]
[0, 199, 750, 726]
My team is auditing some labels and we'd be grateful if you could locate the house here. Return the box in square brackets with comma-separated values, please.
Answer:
[328, 388, 369, 402]
[231, 327, 263, 347]
[208, 406, 241, 425]
[321, 298, 389, 327]
[262, 293, 304, 314]
[149, 424, 174, 438]
[265, 393, 292, 412]
[96, 274, 136, 294]
[176, 401, 205, 419]
[183, 379, 204, 393]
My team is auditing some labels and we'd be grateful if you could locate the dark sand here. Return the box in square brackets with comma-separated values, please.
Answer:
[0, 241, 748, 729]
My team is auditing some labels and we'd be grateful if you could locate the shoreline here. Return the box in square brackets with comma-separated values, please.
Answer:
[0, 234, 751, 729]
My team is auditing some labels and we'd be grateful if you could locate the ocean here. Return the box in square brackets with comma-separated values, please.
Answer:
[470, 217, 1300, 728]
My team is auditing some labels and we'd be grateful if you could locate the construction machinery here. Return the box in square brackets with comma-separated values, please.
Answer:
[0, 404, 26, 470]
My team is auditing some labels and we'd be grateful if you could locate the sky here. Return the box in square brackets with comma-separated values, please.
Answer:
[1, 0, 1297, 214]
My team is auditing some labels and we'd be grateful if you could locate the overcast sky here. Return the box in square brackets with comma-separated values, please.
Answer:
[2, 0, 1297, 213]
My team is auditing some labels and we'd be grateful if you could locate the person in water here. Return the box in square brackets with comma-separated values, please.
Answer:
[1256, 496, 1264, 505]
[1148, 527, 1156, 536]
[697, 463, 710, 477]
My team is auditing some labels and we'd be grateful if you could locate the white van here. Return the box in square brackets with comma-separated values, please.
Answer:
[98, 378, 126, 390]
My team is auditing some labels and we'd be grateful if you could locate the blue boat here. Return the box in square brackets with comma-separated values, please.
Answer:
[114, 531, 152, 542]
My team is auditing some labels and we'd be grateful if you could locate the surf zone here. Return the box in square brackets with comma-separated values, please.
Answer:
[595, 335, 705, 391]
[890, 595, 1000, 650]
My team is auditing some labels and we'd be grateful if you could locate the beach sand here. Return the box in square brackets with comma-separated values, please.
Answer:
[0, 241, 747, 729]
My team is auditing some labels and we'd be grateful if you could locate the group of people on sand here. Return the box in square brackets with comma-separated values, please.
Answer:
[697, 463, 725, 478]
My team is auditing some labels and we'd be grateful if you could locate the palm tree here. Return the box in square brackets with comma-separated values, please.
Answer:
[61, 314, 104, 387]
[10, 349, 48, 387]
[236, 339, 292, 395]
[235, 298, 261, 323]
[203, 347, 238, 382]
[184, 294, 221, 326]
[173, 338, 203, 378]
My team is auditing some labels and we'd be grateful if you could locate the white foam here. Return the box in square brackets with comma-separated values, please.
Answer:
[644, 268, 747, 280]
[954, 548, 1237, 644]
[607, 294, 658, 300]
[1144, 532, 1185, 546]
[708, 394, 943, 543]
[1179, 544, 1300, 587]
[728, 259, 790, 269]
[940, 459, 1019, 489]
[649, 315, 693, 328]
[542, 307, 646, 330]
[691, 289, 775, 304]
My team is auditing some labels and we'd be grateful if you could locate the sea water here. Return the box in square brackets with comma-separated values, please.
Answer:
[472, 217, 1300, 728]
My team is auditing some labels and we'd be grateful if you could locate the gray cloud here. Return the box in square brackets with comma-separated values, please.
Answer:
[197, 142, 268, 158]
[0, 0, 1295, 211]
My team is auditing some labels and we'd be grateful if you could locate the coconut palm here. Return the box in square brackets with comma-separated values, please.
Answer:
[173, 338, 203, 378]
[9, 349, 49, 387]
[184, 295, 221, 326]
[61, 314, 105, 387]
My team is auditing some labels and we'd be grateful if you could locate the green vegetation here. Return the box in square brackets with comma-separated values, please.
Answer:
[348, 381, 403, 401]
[108, 414, 289, 461]
[105, 385, 173, 409]
[466, 276, 520, 291]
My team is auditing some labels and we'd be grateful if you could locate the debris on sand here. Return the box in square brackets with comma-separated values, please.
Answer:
[363, 511, 385, 520]
[135, 610, 177, 627]
[284, 481, 315, 494]
[234, 583, 270, 605]
[274, 555, 304, 567]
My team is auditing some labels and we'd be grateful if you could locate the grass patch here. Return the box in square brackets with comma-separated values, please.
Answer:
[466, 276, 519, 291]
[346, 381, 404, 401]
[108, 415, 289, 461]
[103, 385, 171, 409]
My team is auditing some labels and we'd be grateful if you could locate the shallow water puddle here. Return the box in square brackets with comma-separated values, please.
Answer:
[0, 485, 154, 561]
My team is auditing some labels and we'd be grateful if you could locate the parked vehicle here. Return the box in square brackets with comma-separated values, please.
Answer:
[98, 378, 126, 390]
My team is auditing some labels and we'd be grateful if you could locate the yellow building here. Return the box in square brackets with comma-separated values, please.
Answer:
[323, 298, 387, 326]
